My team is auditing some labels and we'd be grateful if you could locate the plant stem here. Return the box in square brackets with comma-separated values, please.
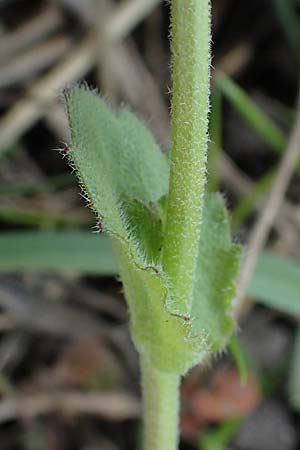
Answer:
[162, 0, 211, 315]
[141, 3, 211, 449]
[141, 355, 180, 450]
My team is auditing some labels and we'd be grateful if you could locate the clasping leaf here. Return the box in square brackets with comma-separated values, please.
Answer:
[65, 87, 241, 374]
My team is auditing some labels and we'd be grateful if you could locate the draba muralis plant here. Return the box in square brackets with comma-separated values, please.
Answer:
[62, 1, 241, 449]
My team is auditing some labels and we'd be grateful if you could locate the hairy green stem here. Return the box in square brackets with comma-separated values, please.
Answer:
[162, 0, 211, 315]
[141, 355, 180, 450]
[143, 2, 211, 449]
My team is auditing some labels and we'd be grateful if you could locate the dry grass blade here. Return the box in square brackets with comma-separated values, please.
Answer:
[0, 32, 95, 154]
[107, 0, 162, 41]
[0, 391, 140, 423]
[0, 0, 163, 153]
[218, 152, 298, 238]
[101, 40, 170, 148]
[0, 4, 63, 60]
[218, 152, 253, 197]
[0, 35, 72, 88]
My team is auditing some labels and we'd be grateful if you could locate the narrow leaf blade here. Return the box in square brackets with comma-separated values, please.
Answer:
[0, 231, 117, 275]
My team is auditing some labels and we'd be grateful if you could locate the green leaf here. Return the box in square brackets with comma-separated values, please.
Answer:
[116, 197, 240, 374]
[248, 252, 300, 316]
[66, 85, 169, 260]
[124, 200, 163, 262]
[55, 88, 241, 374]
[114, 238, 207, 374]
[191, 193, 241, 352]
[66, 87, 168, 203]
[65, 87, 200, 373]
[117, 109, 169, 202]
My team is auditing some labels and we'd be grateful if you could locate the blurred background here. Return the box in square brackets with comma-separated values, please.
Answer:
[0, 0, 300, 449]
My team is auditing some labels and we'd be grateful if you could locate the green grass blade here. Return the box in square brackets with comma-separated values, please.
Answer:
[208, 89, 223, 191]
[288, 328, 300, 411]
[1, 232, 299, 318]
[272, 0, 300, 54]
[0, 231, 117, 275]
[231, 169, 275, 229]
[229, 336, 248, 384]
[0, 174, 75, 196]
[0, 207, 90, 228]
[216, 73, 287, 154]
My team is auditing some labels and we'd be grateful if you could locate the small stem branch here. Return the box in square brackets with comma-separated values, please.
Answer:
[141, 355, 180, 450]
[162, 0, 211, 314]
